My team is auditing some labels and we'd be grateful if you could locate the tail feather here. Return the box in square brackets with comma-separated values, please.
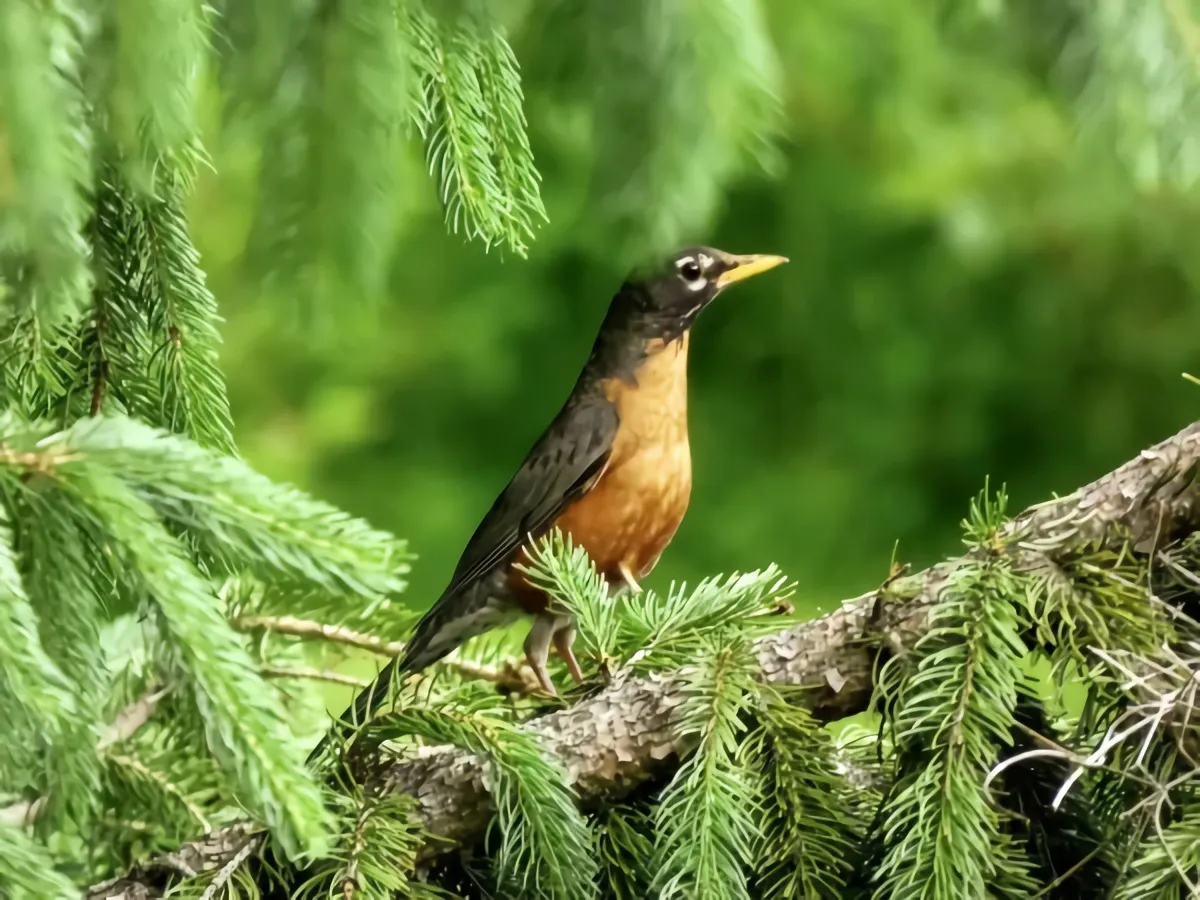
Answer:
[305, 589, 517, 764]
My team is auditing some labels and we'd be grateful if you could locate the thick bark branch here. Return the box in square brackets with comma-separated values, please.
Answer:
[87, 421, 1200, 899]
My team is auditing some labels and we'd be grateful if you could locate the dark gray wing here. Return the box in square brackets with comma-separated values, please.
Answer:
[307, 391, 619, 764]
[442, 391, 619, 598]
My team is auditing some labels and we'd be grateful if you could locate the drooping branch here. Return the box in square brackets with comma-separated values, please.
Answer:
[87, 421, 1200, 899]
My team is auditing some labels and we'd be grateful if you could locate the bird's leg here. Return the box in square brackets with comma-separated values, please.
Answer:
[552, 617, 584, 685]
[617, 561, 643, 594]
[523, 613, 559, 695]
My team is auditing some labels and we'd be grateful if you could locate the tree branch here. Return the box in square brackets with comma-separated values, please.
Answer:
[86, 420, 1200, 898]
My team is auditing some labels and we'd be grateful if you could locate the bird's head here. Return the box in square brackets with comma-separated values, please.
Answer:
[600, 246, 788, 348]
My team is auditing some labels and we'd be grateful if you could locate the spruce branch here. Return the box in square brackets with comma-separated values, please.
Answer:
[553, 0, 782, 262]
[64, 463, 332, 858]
[409, 5, 544, 254]
[294, 789, 433, 900]
[0, 479, 80, 786]
[132, 158, 236, 454]
[377, 705, 598, 899]
[1114, 804, 1200, 897]
[652, 640, 761, 900]
[592, 803, 656, 900]
[0, 819, 81, 900]
[246, 0, 414, 318]
[108, 0, 209, 163]
[1074, 0, 1200, 189]
[750, 684, 863, 898]
[87, 419, 1200, 896]
[873, 490, 1038, 898]
[0, 0, 92, 332]
[86, 168, 162, 420]
[62, 414, 409, 597]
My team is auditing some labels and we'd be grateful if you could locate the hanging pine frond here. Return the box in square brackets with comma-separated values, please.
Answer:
[652, 639, 761, 900]
[408, 3, 546, 254]
[873, 490, 1039, 899]
[0, 0, 92, 332]
[376, 704, 598, 899]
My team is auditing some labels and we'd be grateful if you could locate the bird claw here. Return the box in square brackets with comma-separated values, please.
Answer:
[618, 562, 643, 594]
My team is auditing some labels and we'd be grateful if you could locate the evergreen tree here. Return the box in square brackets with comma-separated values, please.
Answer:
[3, 1, 1200, 898]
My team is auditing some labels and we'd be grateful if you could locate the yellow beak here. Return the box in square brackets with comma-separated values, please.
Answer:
[714, 253, 789, 289]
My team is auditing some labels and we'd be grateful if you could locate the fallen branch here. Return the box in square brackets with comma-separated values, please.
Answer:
[87, 421, 1200, 899]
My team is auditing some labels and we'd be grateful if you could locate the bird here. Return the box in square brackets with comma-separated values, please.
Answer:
[310, 246, 786, 761]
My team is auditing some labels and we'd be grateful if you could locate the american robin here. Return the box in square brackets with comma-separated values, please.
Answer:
[312, 246, 786, 757]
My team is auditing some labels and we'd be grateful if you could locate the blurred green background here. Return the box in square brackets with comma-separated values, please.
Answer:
[191, 0, 1199, 621]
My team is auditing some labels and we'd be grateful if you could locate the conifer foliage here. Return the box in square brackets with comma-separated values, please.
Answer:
[4, 1, 1200, 898]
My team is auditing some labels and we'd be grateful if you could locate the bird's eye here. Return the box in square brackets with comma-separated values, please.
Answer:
[678, 260, 703, 283]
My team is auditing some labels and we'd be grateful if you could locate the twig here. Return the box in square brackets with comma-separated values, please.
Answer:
[1, 684, 170, 827]
[199, 835, 261, 900]
[445, 656, 541, 693]
[236, 614, 538, 692]
[108, 753, 212, 832]
[98, 685, 171, 750]
[232, 614, 406, 656]
[260, 665, 371, 688]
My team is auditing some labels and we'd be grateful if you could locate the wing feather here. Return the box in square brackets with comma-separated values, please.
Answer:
[444, 391, 618, 594]
[306, 390, 619, 764]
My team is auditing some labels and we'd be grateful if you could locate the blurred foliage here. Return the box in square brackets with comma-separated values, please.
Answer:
[193, 0, 1200, 621]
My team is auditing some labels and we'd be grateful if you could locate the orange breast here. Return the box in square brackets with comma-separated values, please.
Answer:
[547, 334, 693, 586]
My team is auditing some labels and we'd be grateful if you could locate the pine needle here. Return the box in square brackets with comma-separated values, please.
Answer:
[0, 820, 78, 900]
[0, 0, 92, 331]
[135, 158, 237, 454]
[653, 639, 762, 900]
[108, 0, 209, 164]
[750, 684, 863, 898]
[63, 464, 331, 859]
[380, 705, 599, 899]
[61, 414, 409, 598]
[873, 489, 1038, 899]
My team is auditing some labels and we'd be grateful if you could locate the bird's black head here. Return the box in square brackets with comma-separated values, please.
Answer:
[600, 246, 788, 347]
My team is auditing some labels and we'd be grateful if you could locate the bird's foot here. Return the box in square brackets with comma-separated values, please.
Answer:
[618, 562, 643, 594]
[527, 658, 558, 696]
[553, 623, 584, 685]
[524, 612, 561, 696]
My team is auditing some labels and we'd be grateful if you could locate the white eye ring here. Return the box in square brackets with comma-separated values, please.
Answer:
[675, 256, 706, 290]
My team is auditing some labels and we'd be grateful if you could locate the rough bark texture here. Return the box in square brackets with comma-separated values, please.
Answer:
[87, 421, 1200, 899]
